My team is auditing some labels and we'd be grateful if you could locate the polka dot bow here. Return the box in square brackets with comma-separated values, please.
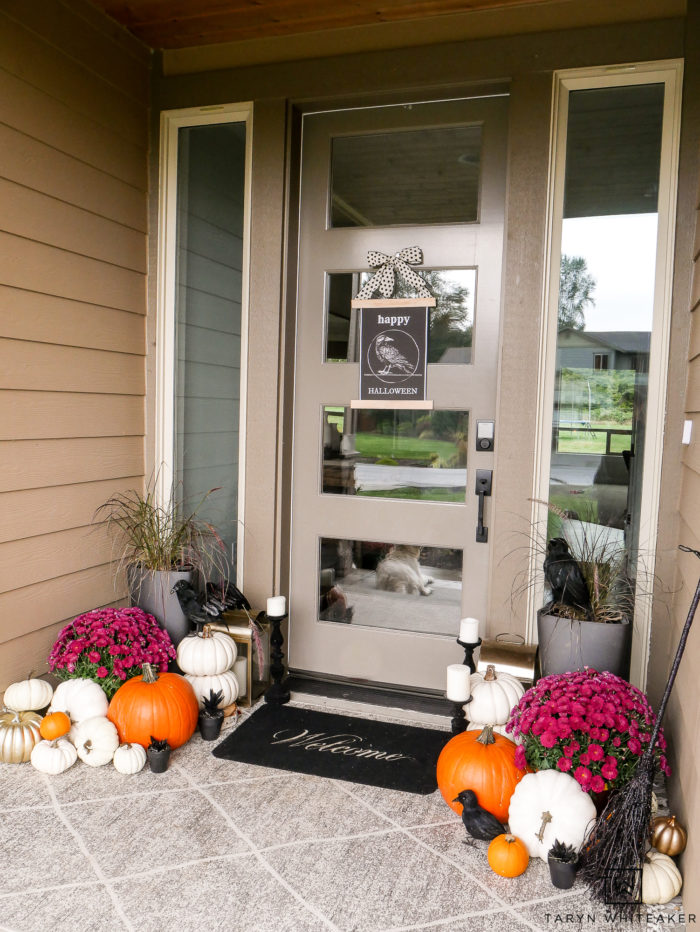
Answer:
[354, 246, 432, 300]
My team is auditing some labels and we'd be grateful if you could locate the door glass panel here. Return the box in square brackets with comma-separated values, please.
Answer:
[330, 124, 482, 227]
[322, 406, 468, 502]
[319, 538, 462, 634]
[174, 122, 246, 568]
[549, 84, 664, 562]
[326, 269, 475, 363]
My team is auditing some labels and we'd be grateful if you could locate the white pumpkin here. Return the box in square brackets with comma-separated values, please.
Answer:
[176, 626, 237, 676]
[49, 678, 108, 723]
[113, 742, 147, 775]
[468, 665, 525, 726]
[508, 770, 597, 860]
[3, 677, 54, 712]
[642, 851, 683, 904]
[70, 716, 119, 767]
[185, 670, 239, 709]
[30, 737, 78, 775]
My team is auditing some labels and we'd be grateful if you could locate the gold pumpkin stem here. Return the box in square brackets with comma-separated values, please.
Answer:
[476, 725, 495, 745]
[141, 663, 158, 683]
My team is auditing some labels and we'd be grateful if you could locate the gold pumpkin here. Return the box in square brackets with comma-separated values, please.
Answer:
[0, 710, 42, 763]
[651, 815, 687, 857]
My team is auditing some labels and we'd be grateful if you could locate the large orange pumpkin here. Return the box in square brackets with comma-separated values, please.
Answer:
[107, 663, 198, 750]
[436, 725, 527, 823]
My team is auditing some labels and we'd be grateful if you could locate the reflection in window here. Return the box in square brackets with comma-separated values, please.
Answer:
[326, 269, 475, 364]
[322, 407, 468, 502]
[330, 124, 481, 227]
[549, 83, 663, 561]
[319, 538, 462, 635]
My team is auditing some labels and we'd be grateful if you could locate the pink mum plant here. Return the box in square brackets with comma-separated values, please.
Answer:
[506, 668, 670, 794]
[48, 607, 176, 699]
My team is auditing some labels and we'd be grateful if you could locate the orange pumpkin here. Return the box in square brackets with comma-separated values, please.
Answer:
[436, 725, 527, 823]
[488, 833, 530, 877]
[107, 663, 198, 750]
[39, 711, 71, 741]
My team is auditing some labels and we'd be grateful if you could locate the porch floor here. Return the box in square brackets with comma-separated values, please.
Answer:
[1, 695, 682, 932]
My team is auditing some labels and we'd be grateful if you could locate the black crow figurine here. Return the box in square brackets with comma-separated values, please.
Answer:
[543, 537, 593, 618]
[453, 789, 505, 843]
[171, 579, 213, 630]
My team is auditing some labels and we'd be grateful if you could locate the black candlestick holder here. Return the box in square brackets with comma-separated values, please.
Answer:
[449, 695, 473, 734]
[264, 611, 290, 705]
[457, 637, 482, 674]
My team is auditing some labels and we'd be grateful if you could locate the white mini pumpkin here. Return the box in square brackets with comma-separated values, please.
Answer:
[30, 737, 78, 774]
[176, 626, 237, 676]
[113, 742, 147, 775]
[185, 670, 239, 709]
[468, 665, 525, 726]
[642, 851, 683, 904]
[508, 770, 597, 860]
[49, 678, 108, 723]
[70, 716, 119, 767]
[3, 677, 54, 712]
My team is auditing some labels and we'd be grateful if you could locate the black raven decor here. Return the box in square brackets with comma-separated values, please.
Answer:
[453, 789, 504, 843]
[171, 579, 211, 631]
[543, 537, 593, 618]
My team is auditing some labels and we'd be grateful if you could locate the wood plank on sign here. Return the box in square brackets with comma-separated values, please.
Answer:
[0, 477, 143, 544]
[0, 288, 145, 351]
[0, 525, 114, 594]
[0, 566, 128, 645]
[1, 393, 143, 440]
[0, 436, 143, 493]
[0, 70, 146, 191]
[0, 180, 147, 274]
[0, 234, 145, 314]
[0, 340, 144, 395]
[0, 125, 147, 233]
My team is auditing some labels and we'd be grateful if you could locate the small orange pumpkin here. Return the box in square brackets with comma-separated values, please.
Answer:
[107, 663, 198, 749]
[437, 725, 527, 823]
[488, 833, 530, 877]
[39, 711, 71, 741]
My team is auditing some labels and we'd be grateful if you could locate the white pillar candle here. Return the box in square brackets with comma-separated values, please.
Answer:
[233, 656, 248, 697]
[446, 664, 471, 701]
[267, 595, 286, 617]
[459, 617, 480, 643]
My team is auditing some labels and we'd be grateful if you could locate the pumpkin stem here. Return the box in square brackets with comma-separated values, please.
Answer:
[536, 811, 553, 842]
[476, 725, 496, 745]
[141, 663, 158, 684]
[484, 664, 497, 681]
[202, 624, 212, 639]
[504, 834, 516, 843]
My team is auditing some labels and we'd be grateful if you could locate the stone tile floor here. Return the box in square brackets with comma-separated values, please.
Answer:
[0, 695, 685, 932]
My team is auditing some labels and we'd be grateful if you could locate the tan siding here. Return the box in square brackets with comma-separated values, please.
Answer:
[0, 477, 142, 543]
[688, 304, 700, 360]
[684, 354, 700, 412]
[0, 0, 148, 689]
[0, 179, 147, 273]
[0, 437, 143, 493]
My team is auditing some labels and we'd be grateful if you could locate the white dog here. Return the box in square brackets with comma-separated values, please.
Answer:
[375, 545, 433, 596]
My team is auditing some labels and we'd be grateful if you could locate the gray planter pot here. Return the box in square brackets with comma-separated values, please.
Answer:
[128, 566, 193, 648]
[537, 609, 631, 679]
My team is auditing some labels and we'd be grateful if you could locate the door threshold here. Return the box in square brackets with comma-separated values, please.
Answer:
[286, 674, 451, 723]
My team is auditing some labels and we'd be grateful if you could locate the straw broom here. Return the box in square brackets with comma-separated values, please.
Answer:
[580, 546, 700, 917]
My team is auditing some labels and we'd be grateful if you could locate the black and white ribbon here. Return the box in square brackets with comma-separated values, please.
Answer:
[354, 246, 432, 300]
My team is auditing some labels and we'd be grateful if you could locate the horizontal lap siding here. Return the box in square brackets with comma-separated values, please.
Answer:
[0, 0, 149, 687]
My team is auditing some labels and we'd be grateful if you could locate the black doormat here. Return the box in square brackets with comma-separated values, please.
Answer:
[212, 704, 450, 794]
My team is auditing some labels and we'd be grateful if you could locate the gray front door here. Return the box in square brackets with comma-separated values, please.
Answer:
[289, 95, 508, 691]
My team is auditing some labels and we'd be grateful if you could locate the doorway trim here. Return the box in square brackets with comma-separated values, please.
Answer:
[531, 60, 683, 689]
[154, 102, 253, 585]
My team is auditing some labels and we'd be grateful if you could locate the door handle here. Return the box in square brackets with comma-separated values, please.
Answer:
[475, 469, 492, 543]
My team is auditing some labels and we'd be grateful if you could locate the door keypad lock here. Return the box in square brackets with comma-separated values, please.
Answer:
[476, 420, 495, 452]
[475, 469, 492, 543]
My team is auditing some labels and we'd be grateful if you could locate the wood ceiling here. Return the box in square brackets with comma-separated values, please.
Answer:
[87, 0, 563, 50]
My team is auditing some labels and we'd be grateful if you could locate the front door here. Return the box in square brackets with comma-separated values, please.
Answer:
[289, 95, 508, 691]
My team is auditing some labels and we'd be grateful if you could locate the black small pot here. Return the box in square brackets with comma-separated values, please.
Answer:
[199, 711, 224, 741]
[548, 856, 578, 889]
[147, 746, 171, 773]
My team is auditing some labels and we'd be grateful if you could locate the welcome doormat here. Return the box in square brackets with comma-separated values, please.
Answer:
[212, 704, 449, 794]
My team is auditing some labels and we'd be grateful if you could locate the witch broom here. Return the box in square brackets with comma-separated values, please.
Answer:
[580, 545, 700, 916]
